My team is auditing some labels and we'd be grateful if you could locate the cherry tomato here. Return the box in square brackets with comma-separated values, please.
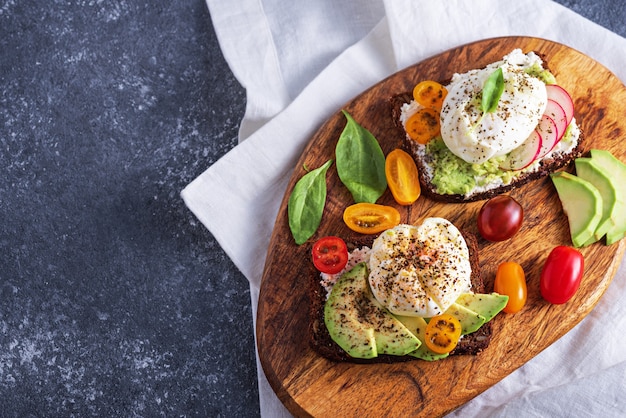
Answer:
[413, 80, 448, 111]
[540, 246, 584, 304]
[385, 149, 421, 205]
[424, 314, 462, 354]
[405, 108, 440, 144]
[343, 203, 401, 235]
[477, 195, 524, 241]
[494, 262, 527, 313]
[311, 236, 349, 274]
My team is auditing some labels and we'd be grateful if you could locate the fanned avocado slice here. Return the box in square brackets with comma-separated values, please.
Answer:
[395, 315, 449, 361]
[444, 302, 486, 334]
[588, 149, 626, 245]
[551, 171, 603, 248]
[575, 157, 617, 243]
[324, 263, 421, 359]
[454, 293, 508, 322]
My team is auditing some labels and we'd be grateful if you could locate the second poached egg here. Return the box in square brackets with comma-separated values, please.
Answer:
[367, 219, 472, 317]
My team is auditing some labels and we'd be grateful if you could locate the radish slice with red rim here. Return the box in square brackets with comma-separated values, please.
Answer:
[544, 99, 568, 140]
[500, 130, 543, 171]
[536, 114, 559, 159]
[546, 85, 574, 125]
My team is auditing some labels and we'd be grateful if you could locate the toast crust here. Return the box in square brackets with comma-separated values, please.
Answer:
[308, 231, 490, 363]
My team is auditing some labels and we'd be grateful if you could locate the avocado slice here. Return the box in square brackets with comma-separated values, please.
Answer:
[395, 315, 449, 361]
[444, 302, 486, 334]
[550, 171, 603, 248]
[454, 293, 509, 322]
[589, 149, 626, 245]
[575, 157, 617, 244]
[324, 263, 421, 359]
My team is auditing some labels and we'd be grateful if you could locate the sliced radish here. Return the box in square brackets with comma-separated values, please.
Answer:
[500, 130, 543, 171]
[544, 99, 568, 141]
[536, 114, 559, 159]
[546, 85, 574, 125]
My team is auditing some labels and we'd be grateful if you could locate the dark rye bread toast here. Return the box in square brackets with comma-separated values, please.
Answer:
[389, 83, 585, 204]
[308, 230, 491, 363]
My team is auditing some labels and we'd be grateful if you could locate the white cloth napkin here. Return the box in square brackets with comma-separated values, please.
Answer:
[184, 0, 626, 416]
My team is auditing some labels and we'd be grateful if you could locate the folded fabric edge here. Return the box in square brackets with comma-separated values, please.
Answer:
[204, 0, 291, 141]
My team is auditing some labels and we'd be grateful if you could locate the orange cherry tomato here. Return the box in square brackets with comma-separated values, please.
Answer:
[424, 314, 462, 354]
[405, 108, 440, 144]
[413, 80, 448, 111]
[385, 149, 421, 205]
[494, 261, 527, 314]
[342, 203, 401, 235]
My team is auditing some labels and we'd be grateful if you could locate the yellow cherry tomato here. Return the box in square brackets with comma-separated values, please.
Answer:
[413, 80, 448, 111]
[405, 108, 440, 144]
[424, 313, 462, 354]
[494, 261, 527, 314]
[385, 149, 421, 205]
[342, 203, 401, 235]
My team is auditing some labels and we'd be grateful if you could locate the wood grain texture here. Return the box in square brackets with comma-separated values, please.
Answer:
[256, 37, 626, 418]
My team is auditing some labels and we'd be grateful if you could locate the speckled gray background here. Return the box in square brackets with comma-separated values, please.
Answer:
[1, 1, 251, 417]
[1, 1, 624, 417]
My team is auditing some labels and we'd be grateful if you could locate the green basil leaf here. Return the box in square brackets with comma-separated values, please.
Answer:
[481, 67, 504, 113]
[335, 110, 387, 203]
[288, 159, 333, 245]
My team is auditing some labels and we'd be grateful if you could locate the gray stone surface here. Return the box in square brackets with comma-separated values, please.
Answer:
[0, 1, 624, 417]
[1, 2, 253, 417]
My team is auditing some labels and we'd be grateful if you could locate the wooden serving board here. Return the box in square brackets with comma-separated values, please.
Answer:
[256, 37, 626, 417]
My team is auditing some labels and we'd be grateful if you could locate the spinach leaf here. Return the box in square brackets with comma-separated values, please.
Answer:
[335, 110, 387, 203]
[481, 67, 504, 113]
[470, 67, 505, 133]
[288, 159, 333, 245]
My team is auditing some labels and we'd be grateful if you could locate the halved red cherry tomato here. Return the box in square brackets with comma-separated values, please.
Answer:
[494, 261, 527, 313]
[343, 203, 401, 235]
[385, 149, 421, 205]
[540, 246, 584, 304]
[424, 313, 462, 354]
[405, 108, 440, 144]
[477, 195, 524, 242]
[311, 236, 349, 274]
[413, 80, 448, 111]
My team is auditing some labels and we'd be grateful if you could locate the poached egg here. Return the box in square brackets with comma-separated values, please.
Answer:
[440, 49, 548, 164]
[440, 50, 548, 164]
[367, 218, 472, 317]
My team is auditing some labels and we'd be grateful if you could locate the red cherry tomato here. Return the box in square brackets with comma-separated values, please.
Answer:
[494, 261, 527, 313]
[477, 195, 523, 241]
[312, 236, 349, 274]
[540, 246, 584, 304]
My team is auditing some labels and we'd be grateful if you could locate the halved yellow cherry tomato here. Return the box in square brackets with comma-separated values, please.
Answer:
[424, 313, 462, 354]
[385, 149, 421, 205]
[342, 203, 401, 235]
[413, 81, 448, 111]
[494, 261, 527, 314]
[405, 108, 440, 144]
